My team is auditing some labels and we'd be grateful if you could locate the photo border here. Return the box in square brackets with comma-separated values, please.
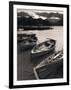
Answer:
[9, 1, 69, 88]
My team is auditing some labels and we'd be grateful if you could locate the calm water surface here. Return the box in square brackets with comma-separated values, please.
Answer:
[17, 26, 63, 80]
[19, 26, 63, 51]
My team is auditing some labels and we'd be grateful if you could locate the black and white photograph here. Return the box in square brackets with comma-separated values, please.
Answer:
[9, 1, 69, 88]
[17, 9, 63, 80]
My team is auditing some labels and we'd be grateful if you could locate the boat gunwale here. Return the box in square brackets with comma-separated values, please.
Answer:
[31, 39, 56, 54]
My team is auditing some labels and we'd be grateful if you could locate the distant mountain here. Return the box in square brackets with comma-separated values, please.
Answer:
[36, 12, 63, 19]
[17, 12, 63, 29]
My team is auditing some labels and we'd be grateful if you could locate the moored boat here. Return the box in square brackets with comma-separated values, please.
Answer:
[31, 38, 56, 58]
[33, 50, 63, 79]
[19, 37, 37, 50]
[17, 33, 37, 43]
[18, 33, 37, 50]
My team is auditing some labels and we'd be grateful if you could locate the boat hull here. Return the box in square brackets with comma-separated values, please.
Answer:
[34, 58, 63, 79]
[19, 42, 36, 50]
[31, 46, 55, 58]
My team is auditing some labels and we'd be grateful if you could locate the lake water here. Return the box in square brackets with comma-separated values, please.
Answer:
[17, 26, 63, 80]
[19, 26, 63, 51]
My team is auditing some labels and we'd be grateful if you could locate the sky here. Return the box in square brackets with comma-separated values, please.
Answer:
[17, 9, 63, 20]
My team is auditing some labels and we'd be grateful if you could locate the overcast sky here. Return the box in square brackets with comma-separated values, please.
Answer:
[17, 9, 63, 20]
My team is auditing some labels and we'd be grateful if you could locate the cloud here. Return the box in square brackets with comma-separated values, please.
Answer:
[18, 10, 48, 19]
[17, 9, 63, 20]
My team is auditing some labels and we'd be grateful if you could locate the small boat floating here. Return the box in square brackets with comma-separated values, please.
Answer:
[31, 38, 56, 58]
[33, 50, 63, 79]
[18, 33, 37, 50]
[17, 33, 37, 43]
[19, 37, 37, 50]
